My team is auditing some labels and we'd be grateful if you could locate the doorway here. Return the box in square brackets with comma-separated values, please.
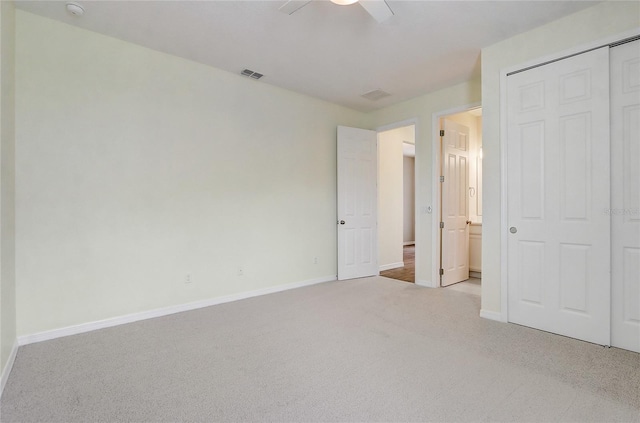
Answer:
[436, 107, 483, 292]
[377, 123, 416, 283]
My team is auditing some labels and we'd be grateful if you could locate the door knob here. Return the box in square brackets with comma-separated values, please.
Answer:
[339, 220, 345, 225]
[510, 227, 517, 234]
[466, 220, 472, 225]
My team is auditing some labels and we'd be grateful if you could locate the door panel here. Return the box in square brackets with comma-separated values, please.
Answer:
[518, 241, 544, 305]
[611, 40, 640, 352]
[560, 113, 590, 220]
[441, 119, 470, 286]
[337, 126, 378, 280]
[519, 122, 545, 219]
[507, 47, 611, 345]
[559, 243, 589, 313]
[622, 248, 640, 320]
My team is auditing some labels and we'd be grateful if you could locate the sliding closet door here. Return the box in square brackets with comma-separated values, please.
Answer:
[506, 47, 611, 345]
[611, 39, 640, 353]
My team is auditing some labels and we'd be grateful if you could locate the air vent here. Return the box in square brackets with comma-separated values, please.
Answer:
[361, 89, 391, 101]
[241, 69, 264, 80]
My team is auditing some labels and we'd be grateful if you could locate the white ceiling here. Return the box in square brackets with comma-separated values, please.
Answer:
[14, 0, 600, 112]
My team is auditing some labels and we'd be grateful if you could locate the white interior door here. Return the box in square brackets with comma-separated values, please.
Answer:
[610, 40, 640, 353]
[506, 47, 611, 345]
[441, 119, 470, 286]
[337, 126, 378, 280]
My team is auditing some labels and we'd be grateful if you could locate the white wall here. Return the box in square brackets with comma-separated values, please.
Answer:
[371, 81, 481, 285]
[480, 1, 640, 315]
[403, 156, 415, 244]
[378, 129, 404, 269]
[0, 0, 17, 376]
[14, 11, 369, 337]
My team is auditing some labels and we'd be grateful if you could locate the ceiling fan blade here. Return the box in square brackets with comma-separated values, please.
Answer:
[359, 0, 393, 23]
[279, 0, 313, 15]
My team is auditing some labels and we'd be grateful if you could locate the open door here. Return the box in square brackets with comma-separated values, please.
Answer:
[440, 119, 470, 286]
[337, 126, 378, 280]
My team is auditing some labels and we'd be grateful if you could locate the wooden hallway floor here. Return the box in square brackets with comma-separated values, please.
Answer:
[380, 245, 415, 283]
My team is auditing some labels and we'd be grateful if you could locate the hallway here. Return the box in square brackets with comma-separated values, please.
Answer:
[380, 245, 414, 283]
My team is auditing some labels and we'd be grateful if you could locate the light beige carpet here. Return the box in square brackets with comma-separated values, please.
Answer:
[1, 276, 639, 422]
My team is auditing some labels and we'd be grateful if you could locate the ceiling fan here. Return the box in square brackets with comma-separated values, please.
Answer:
[279, 0, 394, 23]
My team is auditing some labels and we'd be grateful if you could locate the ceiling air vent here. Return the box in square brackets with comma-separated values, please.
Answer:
[241, 69, 264, 80]
[361, 89, 391, 101]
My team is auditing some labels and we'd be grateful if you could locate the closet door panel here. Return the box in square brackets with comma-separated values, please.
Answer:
[611, 39, 640, 353]
[507, 46, 611, 345]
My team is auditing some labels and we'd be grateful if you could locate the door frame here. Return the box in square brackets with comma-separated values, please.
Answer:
[431, 103, 481, 289]
[375, 118, 421, 284]
[498, 27, 640, 323]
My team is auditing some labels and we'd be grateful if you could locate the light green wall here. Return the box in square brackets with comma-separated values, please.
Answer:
[370, 80, 481, 285]
[0, 0, 17, 373]
[403, 156, 415, 244]
[378, 127, 405, 269]
[14, 11, 369, 336]
[481, 1, 640, 315]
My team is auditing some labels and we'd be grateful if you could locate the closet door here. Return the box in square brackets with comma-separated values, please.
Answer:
[506, 47, 611, 345]
[611, 39, 640, 353]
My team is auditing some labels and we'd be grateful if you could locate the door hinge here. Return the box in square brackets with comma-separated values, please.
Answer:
[439, 268, 444, 276]
[440, 175, 444, 183]
[440, 130, 445, 137]
[440, 222, 444, 229]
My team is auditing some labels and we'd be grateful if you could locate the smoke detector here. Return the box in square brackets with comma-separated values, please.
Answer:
[66, 3, 85, 17]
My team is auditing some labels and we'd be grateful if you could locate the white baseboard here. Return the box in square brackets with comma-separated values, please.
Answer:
[18, 275, 337, 346]
[480, 309, 505, 322]
[415, 279, 435, 288]
[403, 241, 415, 246]
[469, 271, 482, 278]
[379, 262, 404, 272]
[0, 340, 18, 397]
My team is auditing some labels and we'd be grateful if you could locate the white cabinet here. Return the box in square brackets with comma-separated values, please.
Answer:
[469, 224, 482, 274]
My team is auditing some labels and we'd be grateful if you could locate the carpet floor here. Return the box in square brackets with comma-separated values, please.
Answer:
[1, 276, 639, 422]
